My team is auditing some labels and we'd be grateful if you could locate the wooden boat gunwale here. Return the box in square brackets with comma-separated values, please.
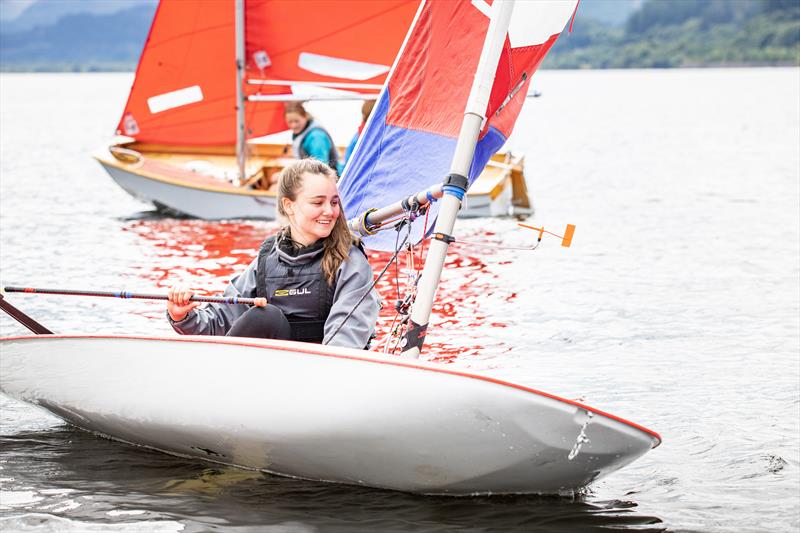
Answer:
[95, 141, 280, 198]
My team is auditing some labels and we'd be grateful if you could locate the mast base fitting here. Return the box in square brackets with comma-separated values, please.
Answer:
[433, 232, 456, 244]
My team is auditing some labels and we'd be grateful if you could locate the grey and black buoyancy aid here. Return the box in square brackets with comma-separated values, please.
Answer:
[255, 234, 335, 343]
[291, 120, 340, 173]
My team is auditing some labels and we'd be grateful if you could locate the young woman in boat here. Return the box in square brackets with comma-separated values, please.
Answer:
[166, 158, 380, 349]
[284, 102, 342, 174]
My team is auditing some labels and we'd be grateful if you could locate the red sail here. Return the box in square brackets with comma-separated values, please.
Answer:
[116, 0, 418, 146]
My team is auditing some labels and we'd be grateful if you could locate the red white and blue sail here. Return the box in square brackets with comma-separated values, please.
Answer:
[339, 0, 579, 251]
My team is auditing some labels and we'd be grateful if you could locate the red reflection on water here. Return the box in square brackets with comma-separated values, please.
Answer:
[367, 231, 513, 363]
[124, 219, 277, 289]
[125, 220, 513, 363]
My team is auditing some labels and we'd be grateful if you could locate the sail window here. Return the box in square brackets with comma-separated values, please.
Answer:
[253, 50, 272, 70]
[122, 113, 139, 135]
[147, 85, 204, 114]
[297, 53, 389, 81]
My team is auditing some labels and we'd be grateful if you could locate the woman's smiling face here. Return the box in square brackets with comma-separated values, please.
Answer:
[282, 171, 340, 246]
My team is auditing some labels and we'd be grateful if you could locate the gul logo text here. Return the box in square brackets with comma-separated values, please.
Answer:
[273, 288, 312, 297]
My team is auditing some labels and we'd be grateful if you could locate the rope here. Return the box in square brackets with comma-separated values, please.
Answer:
[450, 238, 540, 251]
[323, 229, 410, 346]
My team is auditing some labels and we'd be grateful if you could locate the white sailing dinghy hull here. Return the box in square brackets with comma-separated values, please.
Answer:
[95, 147, 528, 220]
[98, 159, 278, 220]
[0, 335, 659, 495]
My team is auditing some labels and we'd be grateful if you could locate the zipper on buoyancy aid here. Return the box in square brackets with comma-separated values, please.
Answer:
[255, 234, 335, 343]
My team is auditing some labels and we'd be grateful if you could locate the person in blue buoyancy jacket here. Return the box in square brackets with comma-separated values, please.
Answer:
[166, 159, 380, 349]
[284, 102, 342, 174]
[343, 99, 376, 168]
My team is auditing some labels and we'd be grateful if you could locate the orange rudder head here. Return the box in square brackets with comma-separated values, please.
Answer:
[561, 224, 575, 247]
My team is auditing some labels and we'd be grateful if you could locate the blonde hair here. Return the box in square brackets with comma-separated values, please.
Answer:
[277, 159, 355, 284]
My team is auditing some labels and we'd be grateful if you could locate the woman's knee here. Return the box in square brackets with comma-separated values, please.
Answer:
[227, 305, 292, 340]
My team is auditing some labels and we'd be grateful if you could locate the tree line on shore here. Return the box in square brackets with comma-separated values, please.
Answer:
[544, 0, 800, 69]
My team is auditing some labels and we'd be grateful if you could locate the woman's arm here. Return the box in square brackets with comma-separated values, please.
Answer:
[168, 258, 259, 336]
[323, 247, 380, 348]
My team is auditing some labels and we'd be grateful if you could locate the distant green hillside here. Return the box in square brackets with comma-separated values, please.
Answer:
[0, 2, 155, 72]
[573, 0, 640, 27]
[0, 0, 798, 71]
[545, 0, 800, 68]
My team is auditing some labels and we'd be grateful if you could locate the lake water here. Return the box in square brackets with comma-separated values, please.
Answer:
[0, 68, 798, 532]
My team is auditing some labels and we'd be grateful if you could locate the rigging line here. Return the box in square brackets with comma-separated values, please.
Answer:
[383, 311, 409, 356]
[373, 214, 406, 230]
[451, 239, 540, 251]
[412, 235, 540, 252]
[323, 231, 410, 346]
[378, 214, 416, 232]
[407, 240, 415, 276]
[389, 323, 406, 354]
[394, 224, 402, 301]
[418, 206, 431, 273]
[380, 313, 400, 354]
[404, 215, 415, 282]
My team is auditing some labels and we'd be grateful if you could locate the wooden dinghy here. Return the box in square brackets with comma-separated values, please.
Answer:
[0, 334, 659, 495]
[94, 141, 530, 220]
[94, 1, 532, 221]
